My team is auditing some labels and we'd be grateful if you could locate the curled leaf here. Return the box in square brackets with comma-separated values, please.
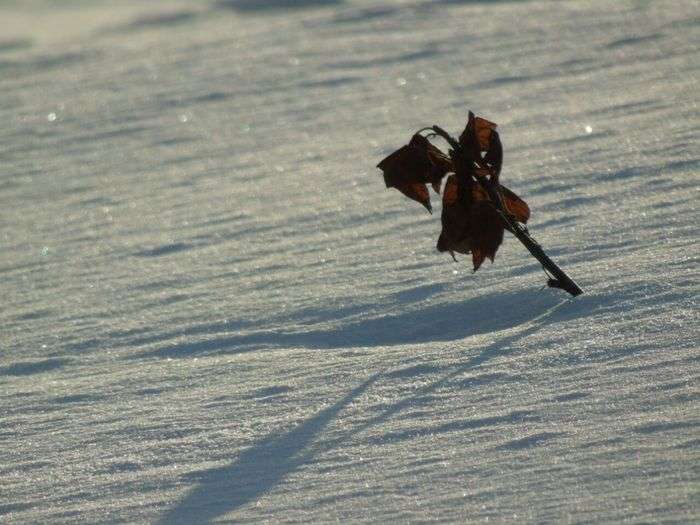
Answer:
[475, 117, 497, 150]
[396, 183, 432, 213]
[377, 133, 454, 212]
[436, 174, 529, 271]
[458, 112, 502, 179]
[501, 186, 530, 223]
[437, 175, 504, 271]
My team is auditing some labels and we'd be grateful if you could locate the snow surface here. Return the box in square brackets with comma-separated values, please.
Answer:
[1, 1, 698, 523]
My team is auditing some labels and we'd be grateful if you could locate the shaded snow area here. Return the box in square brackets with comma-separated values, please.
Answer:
[1, 1, 698, 523]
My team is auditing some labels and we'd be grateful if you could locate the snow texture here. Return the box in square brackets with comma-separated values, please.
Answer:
[1, 0, 698, 523]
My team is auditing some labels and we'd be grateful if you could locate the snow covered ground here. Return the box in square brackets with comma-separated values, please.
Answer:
[1, 1, 698, 522]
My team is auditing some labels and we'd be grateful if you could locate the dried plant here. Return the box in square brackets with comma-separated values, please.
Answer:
[378, 111, 583, 295]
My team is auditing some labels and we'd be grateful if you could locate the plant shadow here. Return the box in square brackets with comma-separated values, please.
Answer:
[133, 289, 567, 359]
[214, 0, 344, 13]
[158, 373, 380, 524]
[159, 299, 569, 523]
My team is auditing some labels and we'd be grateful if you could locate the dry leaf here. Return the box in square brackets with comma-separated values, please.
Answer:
[501, 186, 530, 223]
[377, 133, 453, 213]
[437, 175, 505, 271]
[458, 111, 503, 180]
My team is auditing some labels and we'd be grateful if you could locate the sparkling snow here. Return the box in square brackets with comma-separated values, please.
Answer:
[1, 1, 698, 523]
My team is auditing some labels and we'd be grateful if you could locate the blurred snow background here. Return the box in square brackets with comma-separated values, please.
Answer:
[1, 0, 698, 522]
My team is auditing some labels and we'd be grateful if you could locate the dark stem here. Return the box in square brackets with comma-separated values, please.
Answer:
[479, 177, 584, 296]
[430, 125, 461, 151]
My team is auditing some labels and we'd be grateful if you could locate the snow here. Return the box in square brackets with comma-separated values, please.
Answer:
[1, 0, 698, 523]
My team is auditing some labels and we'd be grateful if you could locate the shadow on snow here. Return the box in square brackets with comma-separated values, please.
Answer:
[159, 299, 569, 523]
[215, 0, 344, 12]
[134, 289, 567, 359]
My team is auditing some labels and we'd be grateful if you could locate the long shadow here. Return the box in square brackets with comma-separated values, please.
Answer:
[215, 0, 344, 13]
[158, 373, 380, 524]
[159, 299, 569, 523]
[133, 289, 567, 359]
[340, 298, 570, 440]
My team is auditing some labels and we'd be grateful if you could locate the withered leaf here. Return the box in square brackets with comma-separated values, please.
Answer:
[437, 175, 504, 271]
[436, 174, 530, 271]
[458, 112, 502, 179]
[472, 168, 530, 223]
[501, 186, 530, 223]
[395, 183, 431, 213]
[377, 133, 454, 213]
[475, 117, 497, 150]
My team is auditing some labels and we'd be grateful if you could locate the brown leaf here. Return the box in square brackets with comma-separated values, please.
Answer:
[416, 134, 453, 181]
[396, 183, 432, 213]
[458, 112, 502, 180]
[442, 173, 459, 206]
[500, 186, 530, 223]
[474, 116, 497, 150]
[377, 133, 453, 212]
[436, 175, 505, 271]
[474, 174, 530, 223]
[467, 196, 504, 270]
